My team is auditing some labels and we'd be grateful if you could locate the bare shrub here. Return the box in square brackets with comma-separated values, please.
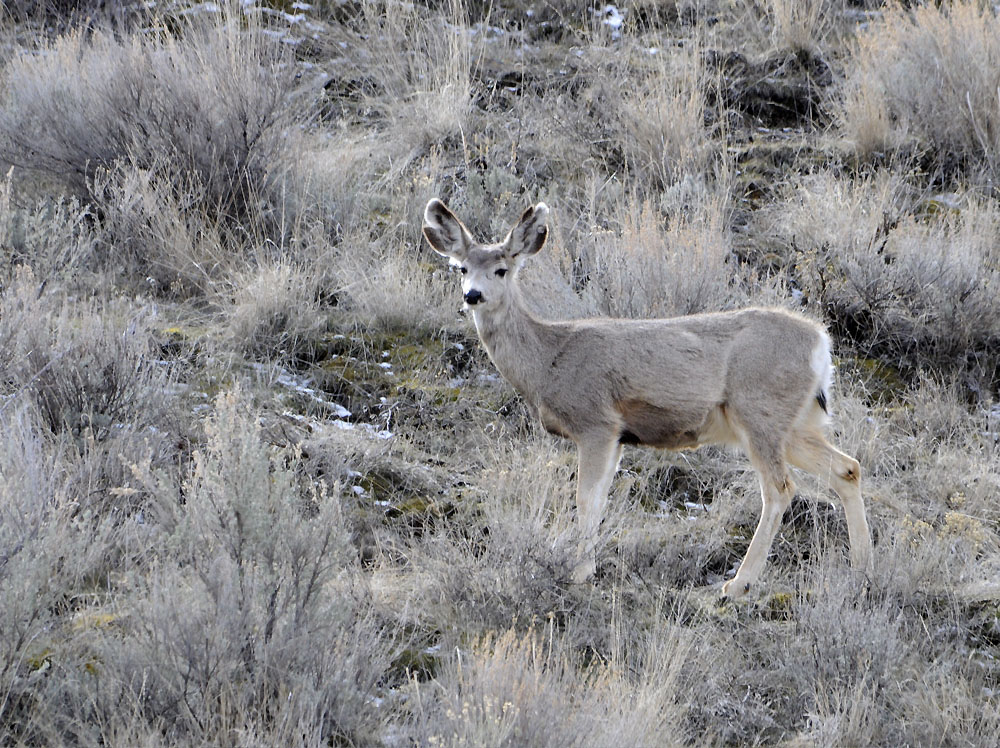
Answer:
[788, 527, 1000, 745]
[773, 172, 1000, 373]
[0, 168, 97, 288]
[337, 230, 463, 332]
[766, 0, 844, 55]
[89, 158, 229, 294]
[0, 7, 306, 266]
[0, 268, 165, 440]
[0, 0, 145, 43]
[784, 569, 914, 746]
[721, 0, 849, 57]
[0, 267, 163, 441]
[840, 1, 1000, 173]
[223, 261, 327, 363]
[575, 197, 743, 319]
[336, 0, 471, 155]
[610, 448, 760, 589]
[615, 44, 709, 192]
[0, 402, 120, 745]
[100, 388, 390, 744]
[560, 40, 711, 198]
[0, 266, 179, 529]
[1, 0, 135, 24]
[768, 169, 913, 263]
[401, 435, 582, 634]
[412, 614, 693, 747]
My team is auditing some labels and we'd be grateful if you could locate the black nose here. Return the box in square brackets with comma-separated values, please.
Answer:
[464, 288, 483, 305]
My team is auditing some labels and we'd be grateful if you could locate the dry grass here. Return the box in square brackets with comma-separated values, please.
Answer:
[840, 0, 1000, 175]
[723, 0, 851, 57]
[575, 192, 743, 318]
[0, 3, 310, 291]
[2, 0, 1000, 745]
[615, 43, 709, 192]
[410, 613, 693, 747]
[770, 170, 1000, 378]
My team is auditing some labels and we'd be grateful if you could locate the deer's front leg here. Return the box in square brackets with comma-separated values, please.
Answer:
[571, 435, 623, 584]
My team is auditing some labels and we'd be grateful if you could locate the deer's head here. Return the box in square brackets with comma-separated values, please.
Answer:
[422, 199, 549, 311]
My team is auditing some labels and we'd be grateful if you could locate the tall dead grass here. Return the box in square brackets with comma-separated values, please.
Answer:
[615, 44, 709, 192]
[411, 614, 693, 747]
[0, 5, 309, 289]
[727, 0, 847, 56]
[575, 195, 745, 319]
[840, 0, 1000, 175]
[772, 170, 1000, 376]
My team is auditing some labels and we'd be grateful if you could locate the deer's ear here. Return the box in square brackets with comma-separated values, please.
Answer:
[423, 199, 474, 260]
[504, 203, 549, 263]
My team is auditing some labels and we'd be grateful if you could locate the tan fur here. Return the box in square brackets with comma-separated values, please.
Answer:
[422, 198, 873, 597]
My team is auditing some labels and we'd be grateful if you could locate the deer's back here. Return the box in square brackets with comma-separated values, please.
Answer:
[534, 307, 825, 445]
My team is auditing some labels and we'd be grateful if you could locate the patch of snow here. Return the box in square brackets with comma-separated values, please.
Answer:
[332, 420, 393, 440]
[262, 364, 352, 417]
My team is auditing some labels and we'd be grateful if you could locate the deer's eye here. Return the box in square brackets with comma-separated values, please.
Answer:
[495, 268, 508, 278]
[459, 266, 468, 275]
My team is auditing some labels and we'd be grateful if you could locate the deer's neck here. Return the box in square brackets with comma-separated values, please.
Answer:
[471, 286, 557, 404]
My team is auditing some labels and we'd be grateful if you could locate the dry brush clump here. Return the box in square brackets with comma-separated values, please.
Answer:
[839, 0, 1000, 176]
[0, 168, 98, 287]
[0, 267, 164, 444]
[101, 388, 391, 745]
[574, 194, 745, 319]
[771, 171, 1000, 381]
[393, 435, 584, 635]
[613, 43, 710, 193]
[0, 387, 397, 745]
[0, 7, 310, 289]
[0, 400, 126, 745]
[223, 260, 329, 364]
[0, 0, 141, 37]
[410, 614, 694, 747]
[725, 0, 849, 58]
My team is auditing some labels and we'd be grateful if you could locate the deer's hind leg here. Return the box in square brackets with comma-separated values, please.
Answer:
[570, 433, 623, 583]
[721, 438, 796, 599]
[786, 428, 873, 574]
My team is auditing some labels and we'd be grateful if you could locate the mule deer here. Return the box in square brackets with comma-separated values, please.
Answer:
[422, 198, 873, 597]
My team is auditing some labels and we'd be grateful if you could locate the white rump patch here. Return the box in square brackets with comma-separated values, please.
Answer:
[811, 332, 834, 401]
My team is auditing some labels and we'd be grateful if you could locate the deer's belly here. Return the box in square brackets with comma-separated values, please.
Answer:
[616, 399, 734, 450]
